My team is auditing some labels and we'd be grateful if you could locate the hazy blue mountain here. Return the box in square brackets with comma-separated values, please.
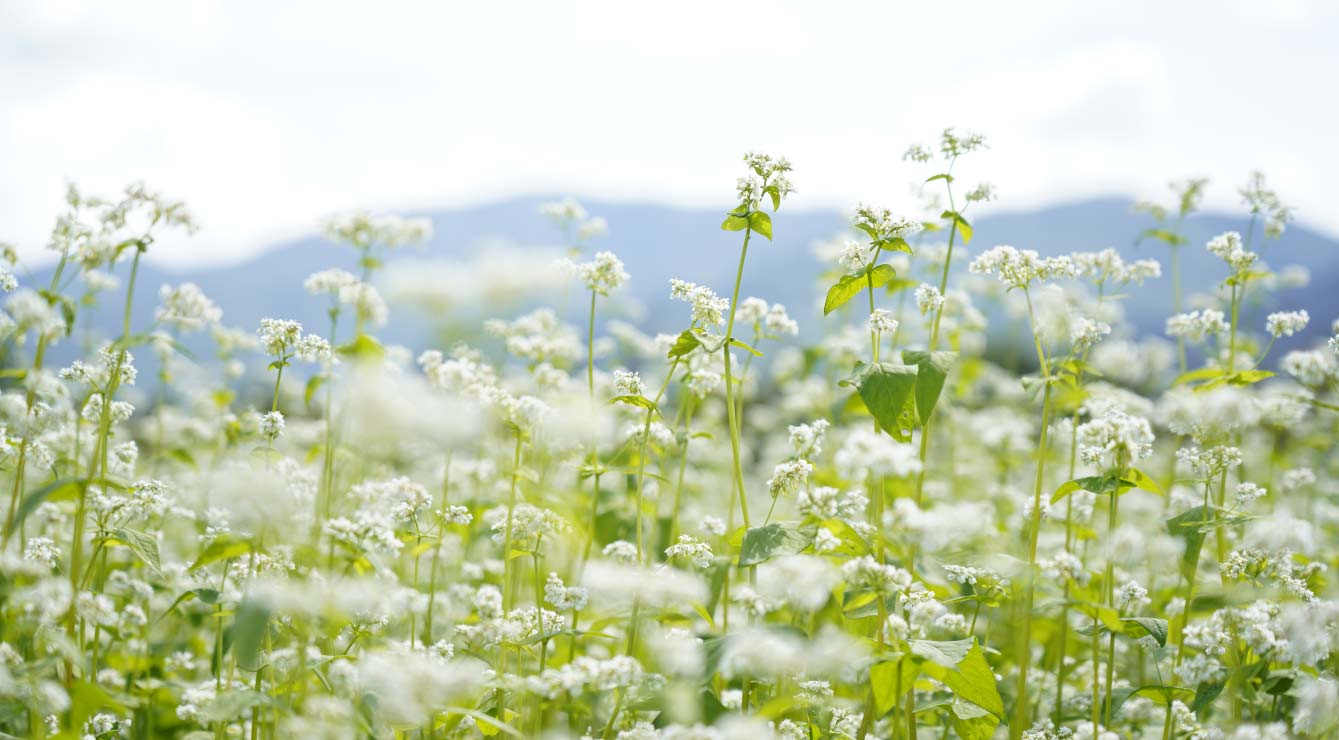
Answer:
[27, 196, 1339, 375]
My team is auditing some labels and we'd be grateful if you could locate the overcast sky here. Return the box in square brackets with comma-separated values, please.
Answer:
[2, 0, 1336, 268]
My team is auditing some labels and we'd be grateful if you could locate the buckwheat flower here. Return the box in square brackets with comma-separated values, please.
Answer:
[940, 127, 987, 157]
[1234, 482, 1267, 509]
[839, 240, 872, 270]
[566, 251, 630, 295]
[324, 211, 432, 249]
[852, 203, 922, 242]
[539, 196, 588, 224]
[766, 459, 812, 499]
[669, 279, 729, 328]
[1265, 309, 1309, 338]
[259, 411, 285, 440]
[915, 284, 944, 315]
[23, 536, 58, 568]
[1115, 580, 1149, 611]
[1282, 348, 1338, 387]
[303, 267, 358, 296]
[1293, 674, 1339, 737]
[965, 182, 996, 203]
[155, 283, 222, 331]
[665, 535, 714, 568]
[902, 144, 933, 163]
[813, 528, 840, 553]
[543, 572, 589, 612]
[1071, 318, 1111, 350]
[1206, 230, 1257, 272]
[258, 318, 303, 355]
[613, 369, 645, 397]
[834, 429, 922, 481]
[699, 515, 726, 536]
[868, 309, 898, 334]
[737, 296, 769, 324]
[1165, 309, 1229, 342]
[788, 419, 830, 458]
[969, 245, 1074, 289]
[841, 556, 911, 594]
[757, 555, 840, 613]
[1040, 551, 1089, 585]
[740, 151, 795, 207]
[1176, 444, 1242, 477]
[796, 486, 866, 522]
[295, 334, 331, 362]
[764, 303, 799, 336]
[603, 540, 638, 563]
[1282, 467, 1316, 491]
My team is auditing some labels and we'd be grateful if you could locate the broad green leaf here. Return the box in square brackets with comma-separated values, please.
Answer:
[729, 338, 763, 357]
[914, 640, 1004, 719]
[1166, 506, 1214, 578]
[823, 264, 898, 315]
[6, 478, 82, 537]
[1190, 680, 1225, 712]
[230, 599, 272, 672]
[667, 330, 701, 359]
[942, 210, 973, 244]
[870, 660, 902, 715]
[304, 374, 327, 409]
[738, 522, 816, 567]
[113, 528, 163, 577]
[1126, 468, 1163, 495]
[610, 395, 659, 414]
[1121, 617, 1169, 647]
[748, 210, 773, 240]
[721, 213, 749, 232]
[1173, 367, 1224, 387]
[190, 535, 252, 571]
[855, 362, 918, 437]
[337, 333, 384, 360]
[950, 700, 1000, 740]
[902, 349, 957, 424]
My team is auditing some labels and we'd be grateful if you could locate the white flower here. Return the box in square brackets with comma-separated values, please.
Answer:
[969, 245, 1075, 289]
[1206, 230, 1257, 272]
[669, 279, 729, 328]
[613, 369, 644, 397]
[868, 309, 898, 334]
[1265, 309, 1309, 338]
[1165, 309, 1229, 342]
[155, 283, 221, 331]
[566, 251, 629, 295]
[915, 284, 944, 315]
[259, 411, 285, 440]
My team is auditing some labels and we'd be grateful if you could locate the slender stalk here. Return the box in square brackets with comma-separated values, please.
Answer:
[722, 228, 753, 530]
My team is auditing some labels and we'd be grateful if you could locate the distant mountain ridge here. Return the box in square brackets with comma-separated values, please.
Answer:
[28, 196, 1339, 372]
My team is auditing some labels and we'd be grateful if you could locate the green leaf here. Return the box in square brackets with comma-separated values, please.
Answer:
[1173, 367, 1224, 387]
[942, 210, 973, 244]
[721, 213, 749, 232]
[729, 338, 763, 357]
[1190, 680, 1225, 712]
[870, 660, 902, 716]
[1166, 506, 1214, 579]
[337, 334, 385, 360]
[1228, 369, 1274, 386]
[6, 478, 82, 537]
[926, 173, 954, 184]
[1126, 468, 1162, 495]
[1105, 684, 1194, 720]
[304, 374, 327, 410]
[1121, 617, 1168, 647]
[748, 210, 773, 240]
[737, 522, 816, 567]
[113, 528, 163, 577]
[610, 395, 659, 415]
[230, 599, 272, 672]
[902, 349, 957, 424]
[190, 535, 252, 571]
[667, 330, 701, 359]
[822, 264, 898, 315]
[950, 700, 1000, 740]
[913, 640, 1004, 719]
[855, 362, 918, 437]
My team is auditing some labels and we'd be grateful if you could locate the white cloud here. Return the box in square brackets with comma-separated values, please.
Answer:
[2, 0, 1336, 268]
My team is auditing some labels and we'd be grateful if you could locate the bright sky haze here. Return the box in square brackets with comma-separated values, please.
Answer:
[3, 0, 1336, 267]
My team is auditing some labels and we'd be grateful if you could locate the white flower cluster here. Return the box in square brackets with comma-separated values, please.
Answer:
[565, 251, 629, 295]
[1265, 309, 1309, 338]
[969, 245, 1075, 289]
[736, 297, 799, 336]
[669, 279, 729, 328]
[1077, 408, 1155, 467]
[1206, 230, 1257, 272]
[1165, 309, 1229, 342]
[155, 283, 222, 331]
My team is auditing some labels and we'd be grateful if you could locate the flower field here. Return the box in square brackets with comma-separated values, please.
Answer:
[1, 134, 1337, 740]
